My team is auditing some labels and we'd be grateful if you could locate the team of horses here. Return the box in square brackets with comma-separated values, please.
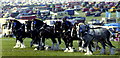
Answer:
[4, 19, 115, 55]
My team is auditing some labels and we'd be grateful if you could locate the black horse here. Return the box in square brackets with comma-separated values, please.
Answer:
[78, 24, 115, 55]
[10, 20, 26, 48]
[35, 23, 61, 50]
[25, 20, 40, 47]
[54, 21, 63, 47]
[9, 19, 40, 49]
[60, 19, 76, 52]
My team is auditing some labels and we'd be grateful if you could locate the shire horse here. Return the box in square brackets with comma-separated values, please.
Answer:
[62, 23, 89, 52]
[25, 20, 40, 47]
[11, 20, 26, 48]
[34, 21, 62, 50]
[9, 19, 40, 48]
[77, 24, 115, 55]
[60, 19, 79, 52]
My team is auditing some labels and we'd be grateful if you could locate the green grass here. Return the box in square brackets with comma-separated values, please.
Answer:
[0, 37, 120, 56]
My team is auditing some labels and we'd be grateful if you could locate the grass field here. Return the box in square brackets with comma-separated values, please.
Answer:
[0, 37, 120, 56]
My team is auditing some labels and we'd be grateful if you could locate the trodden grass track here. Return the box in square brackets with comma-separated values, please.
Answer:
[0, 37, 120, 56]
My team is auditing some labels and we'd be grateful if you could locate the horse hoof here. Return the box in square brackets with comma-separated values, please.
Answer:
[33, 44, 39, 47]
[110, 48, 115, 55]
[84, 53, 93, 55]
[64, 50, 69, 52]
[20, 46, 26, 48]
[78, 47, 83, 51]
[34, 48, 38, 50]
[68, 50, 74, 52]
[13, 46, 20, 48]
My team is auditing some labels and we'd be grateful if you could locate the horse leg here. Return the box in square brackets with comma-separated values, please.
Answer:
[78, 39, 84, 51]
[84, 37, 93, 55]
[51, 38, 58, 50]
[55, 38, 61, 50]
[63, 38, 69, 52]
[20, 40, 25, 48]
[80, 39, 87, 52]
[109, 46, 115, 55]
[94, 42, 101, 51]
[33, 37, 39, 50]
[40, 37, 45, 50]
[90, 42, 96, 52]
[30, 40, 34, 47]
[99, 41, 106, 54]
[34, 37, 45, 50]
[33, 37, 39, 47]
[68, 39, 74, 52]
[106, 39, 115, 55]
[84, 43, 93, 55]
[19, 37, 25, 48]
[13, 37, 21, 48]
[90, 41, 94, 53]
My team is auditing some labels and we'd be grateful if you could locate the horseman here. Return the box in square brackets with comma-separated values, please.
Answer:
[62, 16, 73, 32]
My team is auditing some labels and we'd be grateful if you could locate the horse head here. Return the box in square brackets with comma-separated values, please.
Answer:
[54, 21, 62, 33]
